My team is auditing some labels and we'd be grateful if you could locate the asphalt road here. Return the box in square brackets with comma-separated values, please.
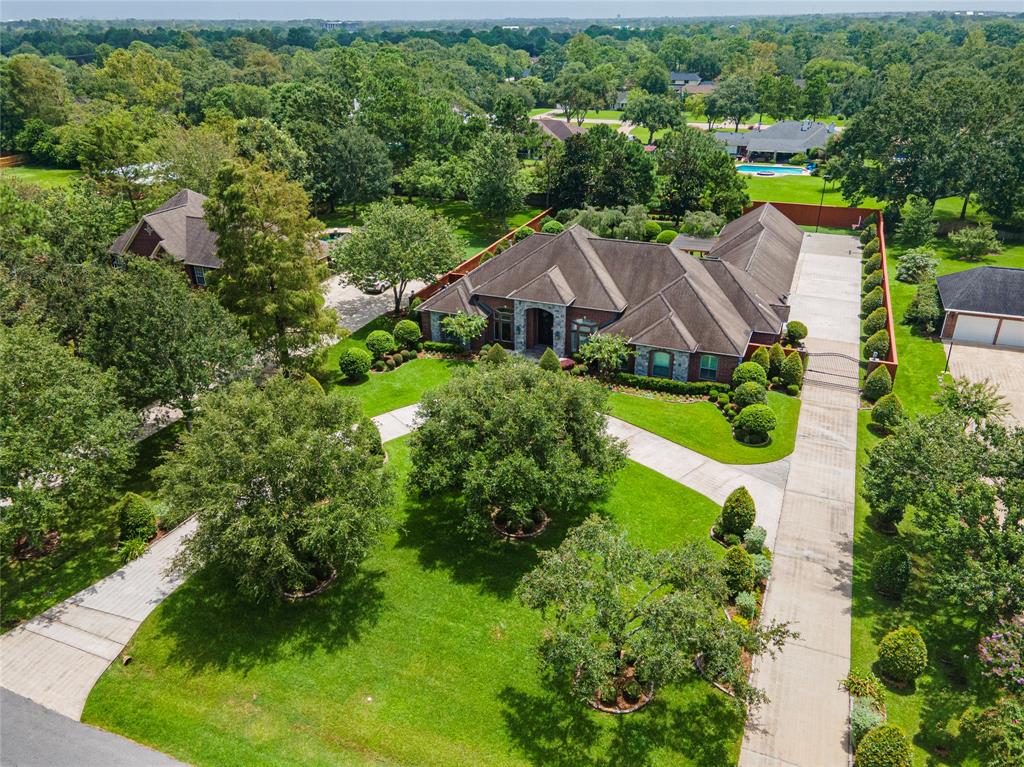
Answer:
[0, 688, 185, 767]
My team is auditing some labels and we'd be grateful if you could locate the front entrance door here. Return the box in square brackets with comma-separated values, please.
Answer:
[537, 310, 554, 348]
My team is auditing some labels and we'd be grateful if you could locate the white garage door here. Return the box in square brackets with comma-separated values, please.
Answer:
[996, 319, 1024, 348]
[953, 314, 999, 344]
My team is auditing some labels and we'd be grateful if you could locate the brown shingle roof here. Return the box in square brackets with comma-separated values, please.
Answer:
[536, 118, 587, 142]
[109, 189, 222, 269]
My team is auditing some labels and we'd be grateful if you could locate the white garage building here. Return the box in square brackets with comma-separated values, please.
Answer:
[938, 266, 1024, 348]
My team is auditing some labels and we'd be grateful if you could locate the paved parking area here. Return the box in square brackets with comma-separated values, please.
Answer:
[322, 276, 425, 332]
[946, 342, 1024, 424]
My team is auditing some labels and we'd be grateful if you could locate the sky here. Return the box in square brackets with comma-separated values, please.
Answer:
[3, 1, 1022, 22]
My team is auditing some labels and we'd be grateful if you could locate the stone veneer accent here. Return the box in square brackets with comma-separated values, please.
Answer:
[632, 345, 690, 381]
[429, 312, 442, 342]
[513, 300, 567, 355]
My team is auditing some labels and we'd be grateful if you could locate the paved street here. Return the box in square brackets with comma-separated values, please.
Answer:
[0, 689, 185, 767]
[740, 233, 862, 767]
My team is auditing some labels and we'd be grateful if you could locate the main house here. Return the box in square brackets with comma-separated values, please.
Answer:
[109, 189, 221, 287]
[417, 204, 803, 385]
[716, 120, 837, 162]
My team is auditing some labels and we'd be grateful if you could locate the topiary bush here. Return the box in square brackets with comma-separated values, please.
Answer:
[338, 347, 373, 380]
[735, 404, 777, 441]
[768, 343, 786, 378]
[643, 220, 662, 241]
[863, 365, 892, 402]
[877, 626, 928, 684]
[732, 361, 768, 388]
[949, 223, 1002, 262]
[366, 330, 396, 359]
[393, 319, 421, 349]
[859, 223, 877, 245]
[720, 486, 756, 538]
[855, 724, 912, 767]
[422, 341, 465, 355]
[513, 226, 533, 242]
[751, 346, 771, 372]
[481, 342, 510, 365]
[786, 384, 800, 396]
[735, 591, 758, 619]
[655, 229, 678, 244]
[743, 525, 767, 554]
[862, 286, 884, 315]
[850, 698, 886, 750]
[734, 381, 768, 408]
[871, 393, 904, 431]
[722, 545, 756, 596]
[864, 329, 890, 360]
[541, 219, 565, 234]
[116, 492, 157, 543]
[786, 320, 808, 345]
[864, 307, 888, 337]
[780, 352, 804, 389]
[539, 347, 562, 372]
[372, 360, 386, 372]
[863, 252, 882, 275]
[871, 544, 911, 598]
[863, 269, 884, 294]
[863, 237, 880, 258]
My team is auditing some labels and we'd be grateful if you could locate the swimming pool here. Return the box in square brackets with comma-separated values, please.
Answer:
[735, 164, 809, 176]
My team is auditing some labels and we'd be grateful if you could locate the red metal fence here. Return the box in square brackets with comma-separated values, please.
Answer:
[745, 200, 877, 229]
[867, 212, 899, 382]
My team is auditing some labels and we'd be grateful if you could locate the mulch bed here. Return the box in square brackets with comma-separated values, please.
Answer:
[282, 567, 338, 601]
[578, 664, 655, 714]
[491, 509, 549, 540]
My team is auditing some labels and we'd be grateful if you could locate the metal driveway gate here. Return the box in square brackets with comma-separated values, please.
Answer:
[803, 352, 861, 391]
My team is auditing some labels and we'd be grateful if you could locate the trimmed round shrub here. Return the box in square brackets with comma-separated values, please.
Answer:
[863, 252, 882, 275]
[384, 356, 396, 370]
[393, 319, 421, 349]
[722, 545, 756, 596]
[743, 525, 767, 554]
[877, 626, 927, 683]
[752, 553, 772, 583]
[541, 219, 564, 234]
[366, 330, 396, 359]
[863, 237, 880, 258]
[786, 384, 800, 396]
[372, 360, 386, 372]
[655, 229, 678, 244]
[786, 320, 808, 345]
[871, 393, 904, 431]
[871, 545, 911, 598]
[338, 347, 372, 380]
[732, 361, 768, 388]
[780, 352, 804, 388]
[735, 404, 777, 439]
[513, 226, 533, 242]
[862, 286, 884, 316]
[863, 269, 884, 294]
[404, 349, 417, 361]
[864, 307, 888, 337]
[734, 381, 768, 408]
[717, 392, 730, 406]
[751, 346, 771, 372]
[720, 486, 756, 538]
[116, 492, 157, 543]
[735, 591, 758, 619]
[864, 329, 890, 360]
[643, 220, 662, 241]
[850, 698, 886, 750]
[859, 223, 877, 245]
[863, 365, 892, 402]
[855, 724, 912, 767]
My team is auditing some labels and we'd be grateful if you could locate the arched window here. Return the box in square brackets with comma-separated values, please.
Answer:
[651, 350, 672, 379]
[570, 318, 598, 353]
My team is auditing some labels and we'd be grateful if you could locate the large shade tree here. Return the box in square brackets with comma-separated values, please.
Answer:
[408, 361, 627, 534]
[204, 159, 335, 367]
[80, 259, 255, 423]
[159, 376, 392, 601]
[657, 127, 750, 223]
[551, 125, 656, 210]
[518, 515, 794, 710]
[331, 201, 464, 314]
[465, 130, 529, 232]
[0, 323, 136, 552]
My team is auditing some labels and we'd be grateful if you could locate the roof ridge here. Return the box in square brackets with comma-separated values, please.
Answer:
[569, 227, 628, 310]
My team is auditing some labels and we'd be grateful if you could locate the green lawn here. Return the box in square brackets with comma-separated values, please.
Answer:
[607, 391, 801, 464]
[320, 198, 543, 258]
[0, 165, 82, 188]
[84, 436, 742, 767]
[0, 424, 182, 629]
[581, 110, 623, 120]
[849, 235, 1024, 764]
[528, 107, 553, 116]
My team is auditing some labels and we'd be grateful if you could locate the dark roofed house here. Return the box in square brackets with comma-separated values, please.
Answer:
[417, 203, 803, 384]
[670, 71, 702, 93]
[937, 266, 1024, 348]
[536, 118, 587, 142]
[109, 189, 220, 287]
[716, 120, 836, 162]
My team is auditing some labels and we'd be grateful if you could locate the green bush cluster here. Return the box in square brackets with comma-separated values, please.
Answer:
[118, 537, 148, 564]
[855, 724, 912, 767]
[735, 591, 758, 619]
[871, 393, 904, 431]
[871, 544, 912, 598]
[422, 341, 465, 355]
[734, 381, 768, 408]
[735, 404, 777, 440]
[786, 320, 808, 345]
[392, 319, 421, 349]
[863, 269, 884, 294]
[864, 307, 888, 337]
[859, 223, 877, 245]
[513, 226, 533, 242]
[610, 372, 719, 396]
[338, 347, 372, 380]
[904, 281, 943, 334]
[366, 330, 396, 359]
[780, 352, 804, 389]
[850, 698, 886, 750]
[863, 237, 881, 258]
[720, 486, 756, 538]
[541, 219, 564, 234]
[877, 626, 928, 683]
[863, 365, 892, 402]
[732, 361, 768, 388]
[643, 220, 662, 241]
[862, 286, 884, 315]
[750, 346, 771, 372]
[863, 252, 882, 274]
[743, 525, 766, 554]
[115, 492, 157, 543]
[752, 553, 772, 582]
[655, 229, 678, 244]
[538, 347, 562, 372]
[722, 545, 756, 596]
[864, 329, 890, 360]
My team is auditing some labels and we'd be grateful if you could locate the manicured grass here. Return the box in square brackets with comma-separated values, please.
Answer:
[320, 198, 543, 258]
[606, 391, 801, 464]
[84, 436, 742, 767]
[528, 107, 553, 116]
[581, 110, 624, 120]
[0, 424, 182, 629]
[0, 165, 82, 188]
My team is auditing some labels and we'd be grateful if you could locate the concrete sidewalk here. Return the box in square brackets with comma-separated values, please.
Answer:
[0, 518, 196, 720]
[740, 232, 861, 767]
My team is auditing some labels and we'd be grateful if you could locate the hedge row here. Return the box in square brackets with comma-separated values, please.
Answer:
[422, 341, 465, 355]
[611, 372, 722, 396]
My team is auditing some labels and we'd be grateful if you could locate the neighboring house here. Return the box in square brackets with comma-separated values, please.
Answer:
[108, 189, 220, 287]
[715, 120, 837, 162]
[670, 71, 702, 93]
[417, 204, 803, 384]
[536, 118, 587, 142]
[937, 266, 1024, 348]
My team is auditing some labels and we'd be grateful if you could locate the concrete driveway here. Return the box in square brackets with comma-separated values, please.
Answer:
[946, 342, 1024, 423]
[322, 276, 425, 333]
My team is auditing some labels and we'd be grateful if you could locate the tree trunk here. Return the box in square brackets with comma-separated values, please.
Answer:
[959, 192, 971, 221]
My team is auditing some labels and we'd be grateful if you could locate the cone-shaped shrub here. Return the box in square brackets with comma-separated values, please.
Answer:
[751, 346, 771, 372]
[768, 342, 786, 378]
[871, 544, 911, 598]
[864, 307, 888, 337]
[720, 486, 756, 538]
[871, 393, 904, 431]
[539, 347, 562, 372]
[862, 286, 884, 315]
[780, 352, 804, 388]
[722, 545, 756, 596]
[863, 269, 884, 294]
[864, 329, 890, 360]
[863, 365, 892, 402]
